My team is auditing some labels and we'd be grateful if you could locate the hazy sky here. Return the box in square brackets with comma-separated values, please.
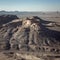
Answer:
[0, 0, 60, 11]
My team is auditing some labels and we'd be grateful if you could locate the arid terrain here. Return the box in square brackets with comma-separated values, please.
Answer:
[0, 12, 60, 60]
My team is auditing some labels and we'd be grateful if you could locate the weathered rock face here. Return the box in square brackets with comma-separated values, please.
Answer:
[0, 16, 60, 52]
[9, 16, 41, 50]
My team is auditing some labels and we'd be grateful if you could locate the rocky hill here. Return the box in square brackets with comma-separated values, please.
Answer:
[0, 15, 60, 53]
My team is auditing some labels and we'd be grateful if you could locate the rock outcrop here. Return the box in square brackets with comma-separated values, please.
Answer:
[9, 16, 41, 50]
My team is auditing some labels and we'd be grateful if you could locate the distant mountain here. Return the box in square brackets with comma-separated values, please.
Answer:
[0, 11, 60, 18]
[0, 10, 20, 15]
